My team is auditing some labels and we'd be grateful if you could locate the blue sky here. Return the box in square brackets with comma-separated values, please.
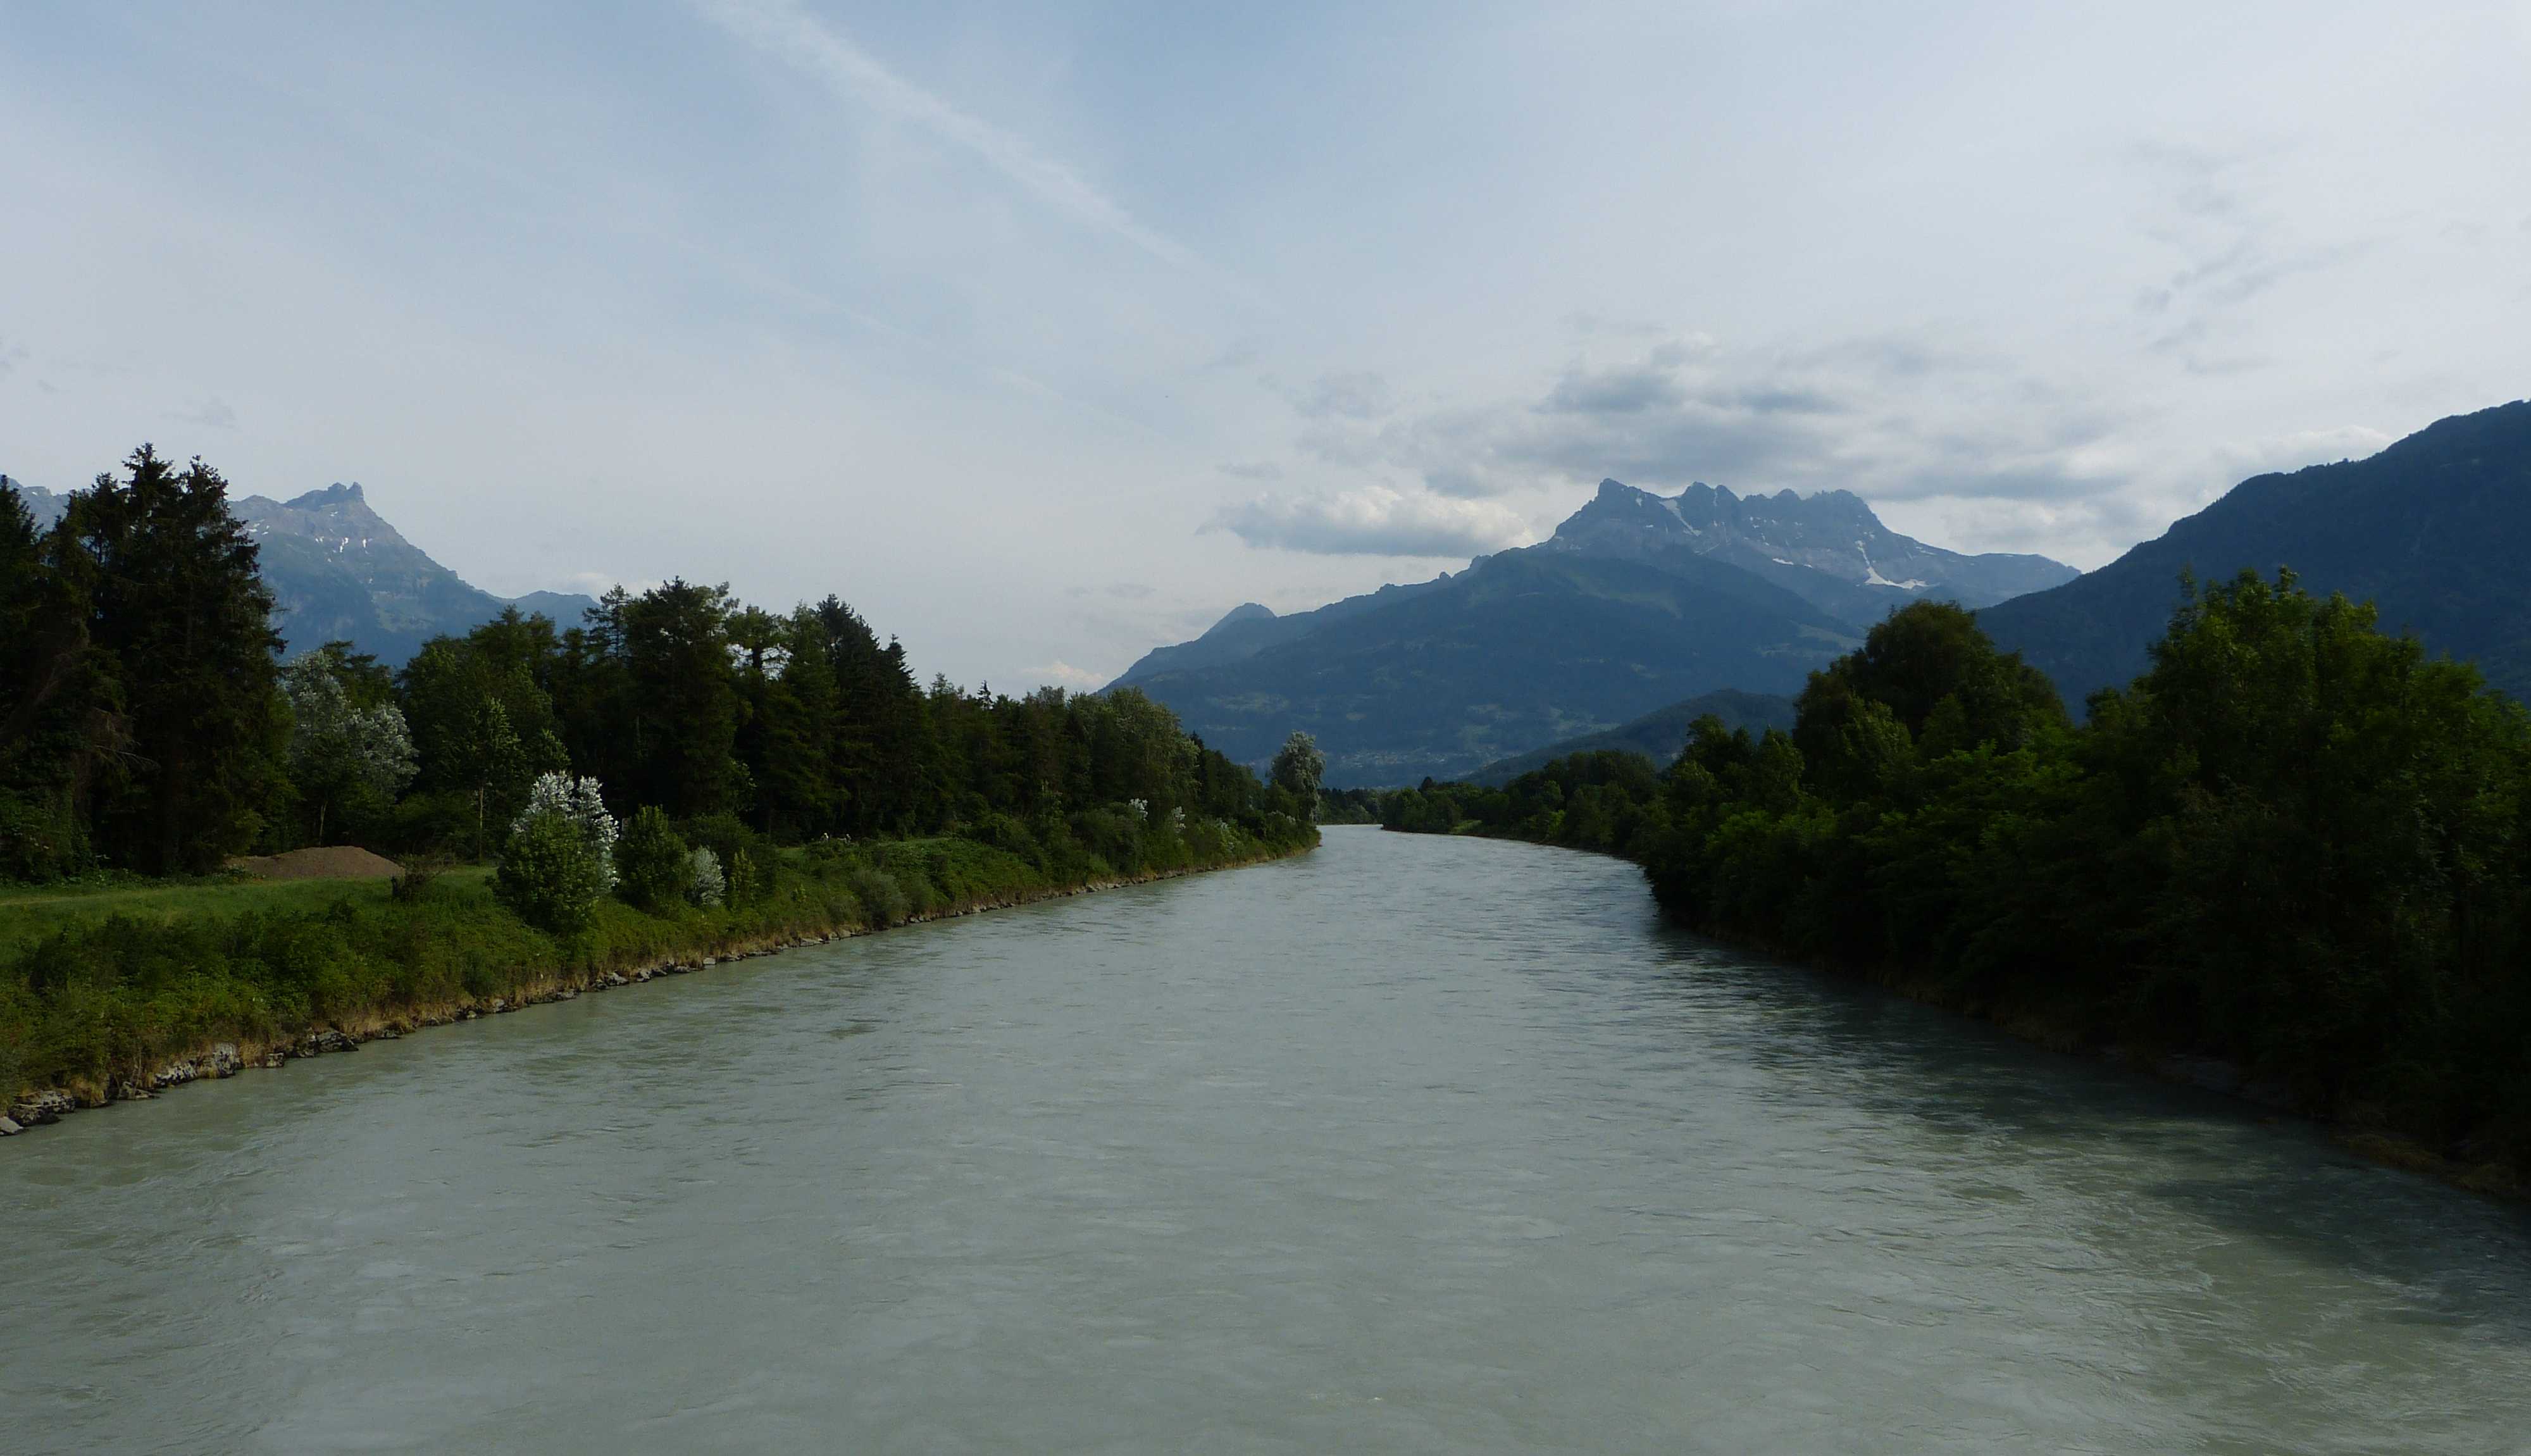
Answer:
[3, 1, 2527, 687]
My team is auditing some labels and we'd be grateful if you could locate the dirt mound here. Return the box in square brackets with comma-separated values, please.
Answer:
[230, 847, 406, 881]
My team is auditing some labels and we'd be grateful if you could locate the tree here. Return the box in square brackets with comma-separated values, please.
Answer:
[1271, 730, 1326, 817]
[0, 480, 113, 878]
[496, 812, 611, 936]
[495, 772, 618, 935]
[56, 447, 287, 873]
[280, 646, 417, 844]
[399, 620, 569, 858]
[614, 805, 690, 912]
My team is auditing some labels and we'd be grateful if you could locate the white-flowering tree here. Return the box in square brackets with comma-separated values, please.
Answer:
[512, 771, 618, 892]
[688, 845, 725, 907]
[496, 771, 618, 934]
[280, 652, 418, 844]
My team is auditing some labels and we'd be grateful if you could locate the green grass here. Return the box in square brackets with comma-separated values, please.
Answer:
[1, 826, 1312, 1107]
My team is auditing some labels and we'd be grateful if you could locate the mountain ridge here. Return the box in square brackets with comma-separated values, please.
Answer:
[2, 473, 595, 664]
[1979, 399, 2531, 706]
[1114, 478, 2067, 785]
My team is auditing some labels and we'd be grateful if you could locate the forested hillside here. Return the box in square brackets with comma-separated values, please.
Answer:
[1387, 586, 2531, 1191]
[1980, 399, 2531, 704]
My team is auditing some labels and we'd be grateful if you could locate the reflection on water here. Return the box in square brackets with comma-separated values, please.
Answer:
[3, 826, 2527, 1453]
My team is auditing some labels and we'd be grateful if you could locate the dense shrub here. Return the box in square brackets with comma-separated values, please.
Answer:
[496, 812, 611, 936]
[614, 806, 690, 913]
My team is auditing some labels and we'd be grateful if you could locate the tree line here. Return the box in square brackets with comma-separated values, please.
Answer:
[1386, 581, 2531, 1179]
[0, 448, 1317, 892]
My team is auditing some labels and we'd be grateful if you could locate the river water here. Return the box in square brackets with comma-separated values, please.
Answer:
[4, 828, 2528, 1453]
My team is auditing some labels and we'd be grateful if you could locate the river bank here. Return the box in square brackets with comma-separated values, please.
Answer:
[1, 833, 1312, 1138]
[1390, 822, 2528, 1203]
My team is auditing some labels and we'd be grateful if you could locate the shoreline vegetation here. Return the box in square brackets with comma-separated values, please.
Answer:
[1382, 578, 2531, 1202]
[1, 451, 1326, 1132]
[1, 834, 1308, 1136]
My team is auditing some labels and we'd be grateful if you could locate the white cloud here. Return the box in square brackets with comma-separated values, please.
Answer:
[1028, 659, 1105, 686]
[1209, 485, 1533, 558]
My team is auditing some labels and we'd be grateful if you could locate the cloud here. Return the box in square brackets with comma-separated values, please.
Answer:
[1542, 359, 1687, 415]
[2128, 142, 2353, 360]
[1028, 659, 1105, 687]
[693, 0, 1205, 274]
[1217, 459, 1283, 482]
[1209, 485, 1533, 557]
[1288, 333, 2137, 513]
[1293, 371, 1394, 420]
[175, 397, 238, 429]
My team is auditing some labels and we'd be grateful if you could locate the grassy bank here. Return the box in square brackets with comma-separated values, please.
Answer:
[1, 828, 1311, 1126]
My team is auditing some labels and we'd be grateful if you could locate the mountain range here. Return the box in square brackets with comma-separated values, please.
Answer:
[1981, 401, 2531, 705]
[1115, 481, 2075, 785]
[3, 475, 594, 664]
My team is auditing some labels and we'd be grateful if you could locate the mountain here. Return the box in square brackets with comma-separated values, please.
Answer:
[1979, 401, 2531, 706]
[2, 475, 595, 664]
[1111, 580, 1457, 687]
[1118, 545, 1857, 786]
[1465, 688, 1796, 786]
[1542, 478, 2077, 626]
[1115, 478, 2070, 787]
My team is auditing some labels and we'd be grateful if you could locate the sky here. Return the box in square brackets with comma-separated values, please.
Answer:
[3, 2, 2527, 689]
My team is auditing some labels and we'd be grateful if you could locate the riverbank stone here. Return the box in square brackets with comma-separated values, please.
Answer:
[9, 1090, 75, 1124]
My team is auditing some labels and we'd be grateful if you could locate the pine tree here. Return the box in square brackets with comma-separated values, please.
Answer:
[57, 447, 287, 873]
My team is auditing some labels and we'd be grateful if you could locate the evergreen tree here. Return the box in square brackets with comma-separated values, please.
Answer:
[0, 481, 113, 878]
[56, 447, 285, 873]
[621, 580, 742, 816]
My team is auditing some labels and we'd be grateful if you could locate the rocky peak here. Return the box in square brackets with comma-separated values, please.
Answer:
[1545, 476, 2079, 619]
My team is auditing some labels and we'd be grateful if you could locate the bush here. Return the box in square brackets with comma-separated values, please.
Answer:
[846, 866, 910, 928]
[688, 846, 725, 906]
[495, 811, 609, 936]
[963, 811, 1043, 868]
[614, 806, 690, 913]
[681, 814, 770, 909]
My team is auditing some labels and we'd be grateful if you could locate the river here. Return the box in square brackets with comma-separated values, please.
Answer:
[3, 827, 2528, 1453]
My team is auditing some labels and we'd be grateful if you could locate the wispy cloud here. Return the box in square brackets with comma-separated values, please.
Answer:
[693, 0, 1205, 275]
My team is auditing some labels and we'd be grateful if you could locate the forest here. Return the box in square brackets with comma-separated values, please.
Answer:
[0, 449, 1317, 1105]
[1386, 582, 2531, 1186]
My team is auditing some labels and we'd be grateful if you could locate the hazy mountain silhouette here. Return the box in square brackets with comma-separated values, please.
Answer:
[3, 475, 594, 664]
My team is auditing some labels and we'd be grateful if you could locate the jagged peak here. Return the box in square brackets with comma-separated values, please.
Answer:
[282, 482, 367, 509]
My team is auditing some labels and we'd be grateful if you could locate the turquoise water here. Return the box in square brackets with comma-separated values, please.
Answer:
[4, 826, 2528, 1452]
